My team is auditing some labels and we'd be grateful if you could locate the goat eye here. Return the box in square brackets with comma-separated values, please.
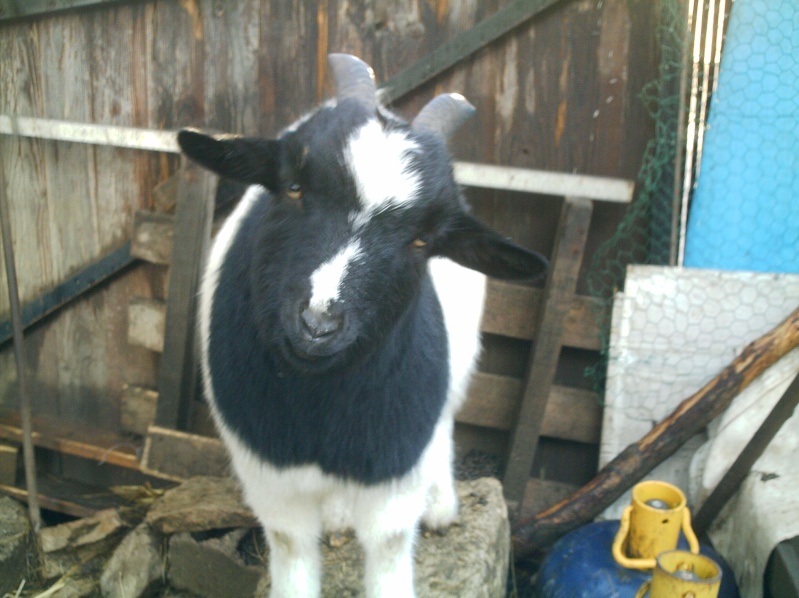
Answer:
[286, 183, 302, 201]
[411, 238, 427, 249]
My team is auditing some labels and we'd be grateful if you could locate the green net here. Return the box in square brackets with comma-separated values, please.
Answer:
[584, 0, 730, 397]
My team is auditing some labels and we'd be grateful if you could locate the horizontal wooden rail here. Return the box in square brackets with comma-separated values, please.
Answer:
[130, 210, 603, 350]
[1, 115, 634, 203]
[453, 162, 634, 203]
[0, 413, 141, 470]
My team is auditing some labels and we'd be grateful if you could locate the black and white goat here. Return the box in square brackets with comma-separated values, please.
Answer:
[177, 54, 547, 598]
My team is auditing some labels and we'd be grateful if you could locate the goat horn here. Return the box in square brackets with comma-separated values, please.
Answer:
[328, 54, 377, 112]
[412, 93, 475, 139]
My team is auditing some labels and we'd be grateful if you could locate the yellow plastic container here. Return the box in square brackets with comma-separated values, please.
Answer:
[612, 480, 700, 570]
[635, 550, 721, 598]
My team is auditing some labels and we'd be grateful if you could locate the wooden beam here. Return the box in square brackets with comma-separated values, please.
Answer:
[454, 162, 634, 203]
[0, 413, 141, 470]
[0, 0, 137, 22]
[458, 372, 602, 444]
[0, 474, 136, 519]
[380, 0, 568, 103]
[125, 260, 602, 353]
[140, 426, 228, 482]
[482, 280, 601, 350]
[693, 371, 799, 535]
[0, 444, 18, 486]
[154, 159, 216, 430]
[116, 371, 602, 446]
[502, 197, 594, 506]
[1, 115, 633, 205]
[0, 243, 134, 346]
[0, 114, 178, 152]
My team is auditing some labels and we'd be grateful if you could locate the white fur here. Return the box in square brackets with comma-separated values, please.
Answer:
[309, 240, 363, 312]
[344, 120, 421, 215]
[199, 185, 487, 598]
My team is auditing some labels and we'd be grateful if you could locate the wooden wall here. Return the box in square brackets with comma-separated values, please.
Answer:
[0, 0, 660, 489]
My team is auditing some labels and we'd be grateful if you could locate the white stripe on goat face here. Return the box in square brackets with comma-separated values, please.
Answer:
[309, 240, 363, 312]
[344, 119, 421, 225]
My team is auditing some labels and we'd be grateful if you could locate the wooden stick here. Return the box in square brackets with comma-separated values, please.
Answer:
[512, 303, 799, 558]
[0, 158, 42, 533]
[692, 370, 799, 535]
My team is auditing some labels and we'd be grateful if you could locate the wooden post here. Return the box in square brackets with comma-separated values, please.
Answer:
[0, 160, 42, 532]
[502, 196, 594, 508]
[155, 158, 216, 430]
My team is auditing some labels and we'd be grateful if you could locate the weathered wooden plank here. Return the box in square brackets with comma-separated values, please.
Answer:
[120, 384, 158, 436]
[131, 211, 175, 265]
[140, 426, 228, 482]
[122, 275, 601, 355]
[454, 162, 634, 203]
[380, 0, 568, 104]
[482, 280, 601, 350]
[0, 413, 141, 470]
[128, 297, 166, 353]
[0, 115, 179, 152]
[503, 197, 594, 506]
[203, 1, 260, 133]
[0, 444, 17, 486]
[0, 243, 134, 346]
[0, 474, 134, 519]
[0, 0, 135, 22]
[458, 372, 601, 444]
[154, 159, 216, 430]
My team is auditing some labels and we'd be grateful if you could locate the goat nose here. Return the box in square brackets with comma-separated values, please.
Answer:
[300, 306, 343, 339]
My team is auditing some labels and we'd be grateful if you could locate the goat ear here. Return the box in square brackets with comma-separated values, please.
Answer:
[177, 129, 280, 190]
[434, 214, 548, 280]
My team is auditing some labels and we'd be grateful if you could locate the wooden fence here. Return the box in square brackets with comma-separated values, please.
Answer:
[0, 0, 657, 516]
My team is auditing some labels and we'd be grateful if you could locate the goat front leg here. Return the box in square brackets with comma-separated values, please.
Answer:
[421, 417, 458, 530]
[358, 526, 416, 598]
[252, 498, 322, 598]
[354, 486, 426, 598]
[265, 526, 321, 598]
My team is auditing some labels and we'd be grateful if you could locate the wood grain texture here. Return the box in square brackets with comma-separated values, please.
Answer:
[155, 159, 216, 430]
[503, 197, 594, 504]
[0, 0, 661, 490]
[141, 425, 228, 481]
[128, 297, 166, 353]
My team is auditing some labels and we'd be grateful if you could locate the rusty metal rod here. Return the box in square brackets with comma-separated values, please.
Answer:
[0, 163, 42, 533]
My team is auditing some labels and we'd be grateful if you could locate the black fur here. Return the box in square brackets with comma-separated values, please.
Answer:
[209, 194, 449, 483]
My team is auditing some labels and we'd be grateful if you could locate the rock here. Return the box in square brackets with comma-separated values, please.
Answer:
[414, 478, 510, 597]
[0, 496, 30, 596]
[39, 508, 127, 580]
[261, 478, 510, 597]
[146, 476, 257, 534]
[168, 527, 266, 598]
[100, 523, 165, 597]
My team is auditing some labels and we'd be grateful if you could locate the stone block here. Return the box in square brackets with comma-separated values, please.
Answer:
[146, 476, 257, 534]
[168, 527, 265, 598]
[101, 523, 165, 598]
[0, 496, 30, 596]
[313, 478, 511, 598]
[39, 508, 127, 580]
